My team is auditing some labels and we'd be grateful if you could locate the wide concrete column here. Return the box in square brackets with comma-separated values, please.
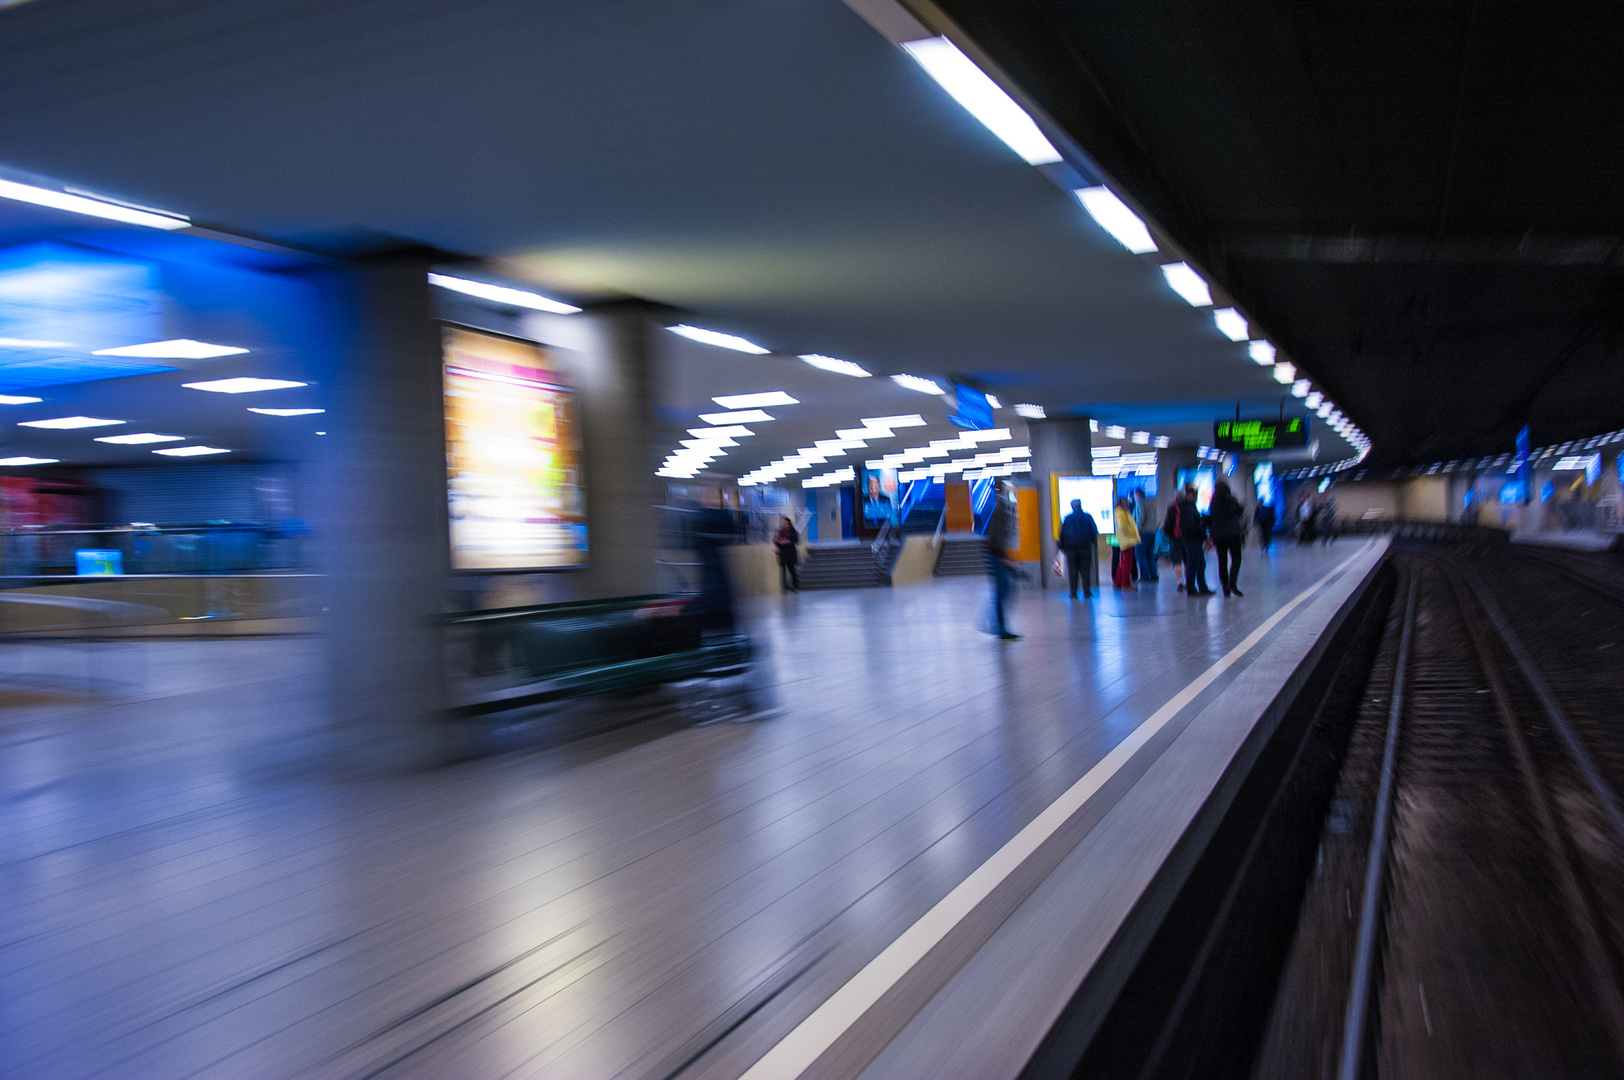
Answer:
[317, 250, 456, 773]
[1029, 417, 1094, 591]
[565, 301, 666, 599]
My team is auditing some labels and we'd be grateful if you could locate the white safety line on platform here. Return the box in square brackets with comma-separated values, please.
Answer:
[738, 542, 1378, 1080]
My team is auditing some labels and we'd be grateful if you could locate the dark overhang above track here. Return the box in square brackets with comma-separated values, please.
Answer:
[925, 0, 1624, 467]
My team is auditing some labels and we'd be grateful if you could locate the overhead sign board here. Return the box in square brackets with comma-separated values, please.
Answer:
[1213, 417, 1309, 452]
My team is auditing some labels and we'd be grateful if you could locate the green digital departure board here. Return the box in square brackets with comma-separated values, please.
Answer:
[1213, 417, 1309, 451]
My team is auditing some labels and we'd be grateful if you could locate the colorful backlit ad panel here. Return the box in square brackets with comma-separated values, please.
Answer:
[443, 326, 586, 570]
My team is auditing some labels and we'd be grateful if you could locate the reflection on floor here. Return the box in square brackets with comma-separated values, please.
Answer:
[0, 543, 1359, 1079]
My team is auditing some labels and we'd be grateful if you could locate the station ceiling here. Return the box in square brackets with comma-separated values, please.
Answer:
[934, 0, 1624, 467]
[0, 0, 1354, 474]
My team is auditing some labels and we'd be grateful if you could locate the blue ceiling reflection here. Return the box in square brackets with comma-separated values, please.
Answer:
[0, 241, 177, 391]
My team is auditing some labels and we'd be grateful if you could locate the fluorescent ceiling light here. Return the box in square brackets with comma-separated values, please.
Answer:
[153, 446, 231, 457]
[0, 338, 76, 349]
[19, 415, 125, 429]
[1104, 425, 1127, 439]
[428, 273, 580, 315]
[713, 392, 797, 409]
[985, 394, 1002, 409]
[94, 339, 248, 359]
[1132, 431, 1151, 444]
[1274, 362, 1296, 384]
[668, 325, 769, 354]
[1160, 263, 1212, 306]
[183, 378, 309, 394]
[1091, 445, 1120, 457]
[688, 426, 753, 438]
[1291, 379, 1311, 398]
[799, 354, 871, 378]
[861, 414, 927, 428]
[1317, 403, 1334, 418]
[95, 433, 184, 445]
[248, 408, 325, 417]
[680, 438, 736, 449]
[0, 456, 58, 466]
[1212, 308, 1248, 341]
[891, 374, 945, 395]
[1305, 391, 1324, 408]
[837, 427, 890, 440]
[1014, 403, 1045, 419]
[1073, 187, 1157, 253]
[0, 177, 189, 230]
[1153, 436, 1171, 448]
[699, 409, 774, 424]
[0, 395, 43, 405]
[900, 36, 1062, 165]
[964, 428, 1012, 442]
[1248, 341, 1277, 366]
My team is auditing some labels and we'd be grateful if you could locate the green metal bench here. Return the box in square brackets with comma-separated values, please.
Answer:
[447, 594, 752, 719]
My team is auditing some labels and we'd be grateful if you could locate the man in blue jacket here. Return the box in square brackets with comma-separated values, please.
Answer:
[1059, 498, 1099, 599]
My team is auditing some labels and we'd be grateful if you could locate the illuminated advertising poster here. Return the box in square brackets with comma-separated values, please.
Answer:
[861, 465, 899, 526]
[1051, 474, 1115, 538]
[443, 326, 586, 570]
[1176, 466, 1216, 512]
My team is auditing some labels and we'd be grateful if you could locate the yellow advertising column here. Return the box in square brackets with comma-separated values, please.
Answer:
[1014, 487, 1042, 567]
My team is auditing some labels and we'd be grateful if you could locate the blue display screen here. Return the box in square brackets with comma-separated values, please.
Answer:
[949, 383, 993, 430]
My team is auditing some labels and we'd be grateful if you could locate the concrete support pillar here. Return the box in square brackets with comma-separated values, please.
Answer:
[1028, 417, 1094, 591]
[317, 250, 455, 773]
[566, 301, 666, 600]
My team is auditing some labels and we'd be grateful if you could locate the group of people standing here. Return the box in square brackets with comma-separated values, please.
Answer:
[1056, 480, 1254, 601]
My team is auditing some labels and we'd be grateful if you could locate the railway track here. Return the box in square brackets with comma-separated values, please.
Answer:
[1258, 544, 1624, 1078]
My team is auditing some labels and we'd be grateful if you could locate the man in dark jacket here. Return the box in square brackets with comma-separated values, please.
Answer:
[984, 479, 1019, 638]
[1176, 484, 1214, 595]
[1059, 497, 1099, 599]
[1208, 481, 1247, 597]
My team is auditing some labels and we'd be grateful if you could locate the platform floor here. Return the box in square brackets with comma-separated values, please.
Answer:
[0, 541, 1374, 1080]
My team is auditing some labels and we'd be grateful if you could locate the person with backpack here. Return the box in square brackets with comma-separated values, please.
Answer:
[1176, 484, 1214, 595]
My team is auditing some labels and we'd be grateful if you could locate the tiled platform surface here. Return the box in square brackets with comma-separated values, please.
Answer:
[0, 541, 1380, 1080]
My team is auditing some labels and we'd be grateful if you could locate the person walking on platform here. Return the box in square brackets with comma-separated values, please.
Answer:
[1133, 489, 1159, 582]
[1177, 484, 1214, 595]
[1164, 491, 1186, 591]
[1295, 493, 1317, 544]
[984, 479, 1019, 639]
[773, 516, 799, 591]
[1209, 481, 1247, 597]
[1059, 497, 1098, 599]
[1319, 492, 1338, 544]
[1254, 497, 1276, 550]
[1112, 496, 1140, 591]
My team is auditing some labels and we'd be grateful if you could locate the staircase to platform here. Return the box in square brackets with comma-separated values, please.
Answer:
[933, 533, 986, 577]
[798, 542, 887, 590]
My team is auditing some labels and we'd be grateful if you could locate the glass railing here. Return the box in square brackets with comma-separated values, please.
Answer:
[0, 522, 310, 579]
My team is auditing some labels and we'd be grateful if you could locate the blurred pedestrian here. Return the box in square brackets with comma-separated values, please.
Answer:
[984, 479, 1019, 639]
[1295, 493, 1317, 544]
[1112, 496, 1140, 590]
[692, 491, 738, 633]
[1319, 491, 1338, 544]
[1133, 488, 1159, 582]
[1254, 498, 1276, 550]
[1209, 481, 1247, 597]
[1059, 497, 1098, 599]
[1177, 484, 1214, 595]
[1164, 490, 1186, 591]
[773, 515, 799, 591]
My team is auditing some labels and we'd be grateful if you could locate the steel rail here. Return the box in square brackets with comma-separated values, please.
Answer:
[1337, 571, 1417, 1080]
[1437, 553, 1624, 1063]
[1465, 563, 1624, 843]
